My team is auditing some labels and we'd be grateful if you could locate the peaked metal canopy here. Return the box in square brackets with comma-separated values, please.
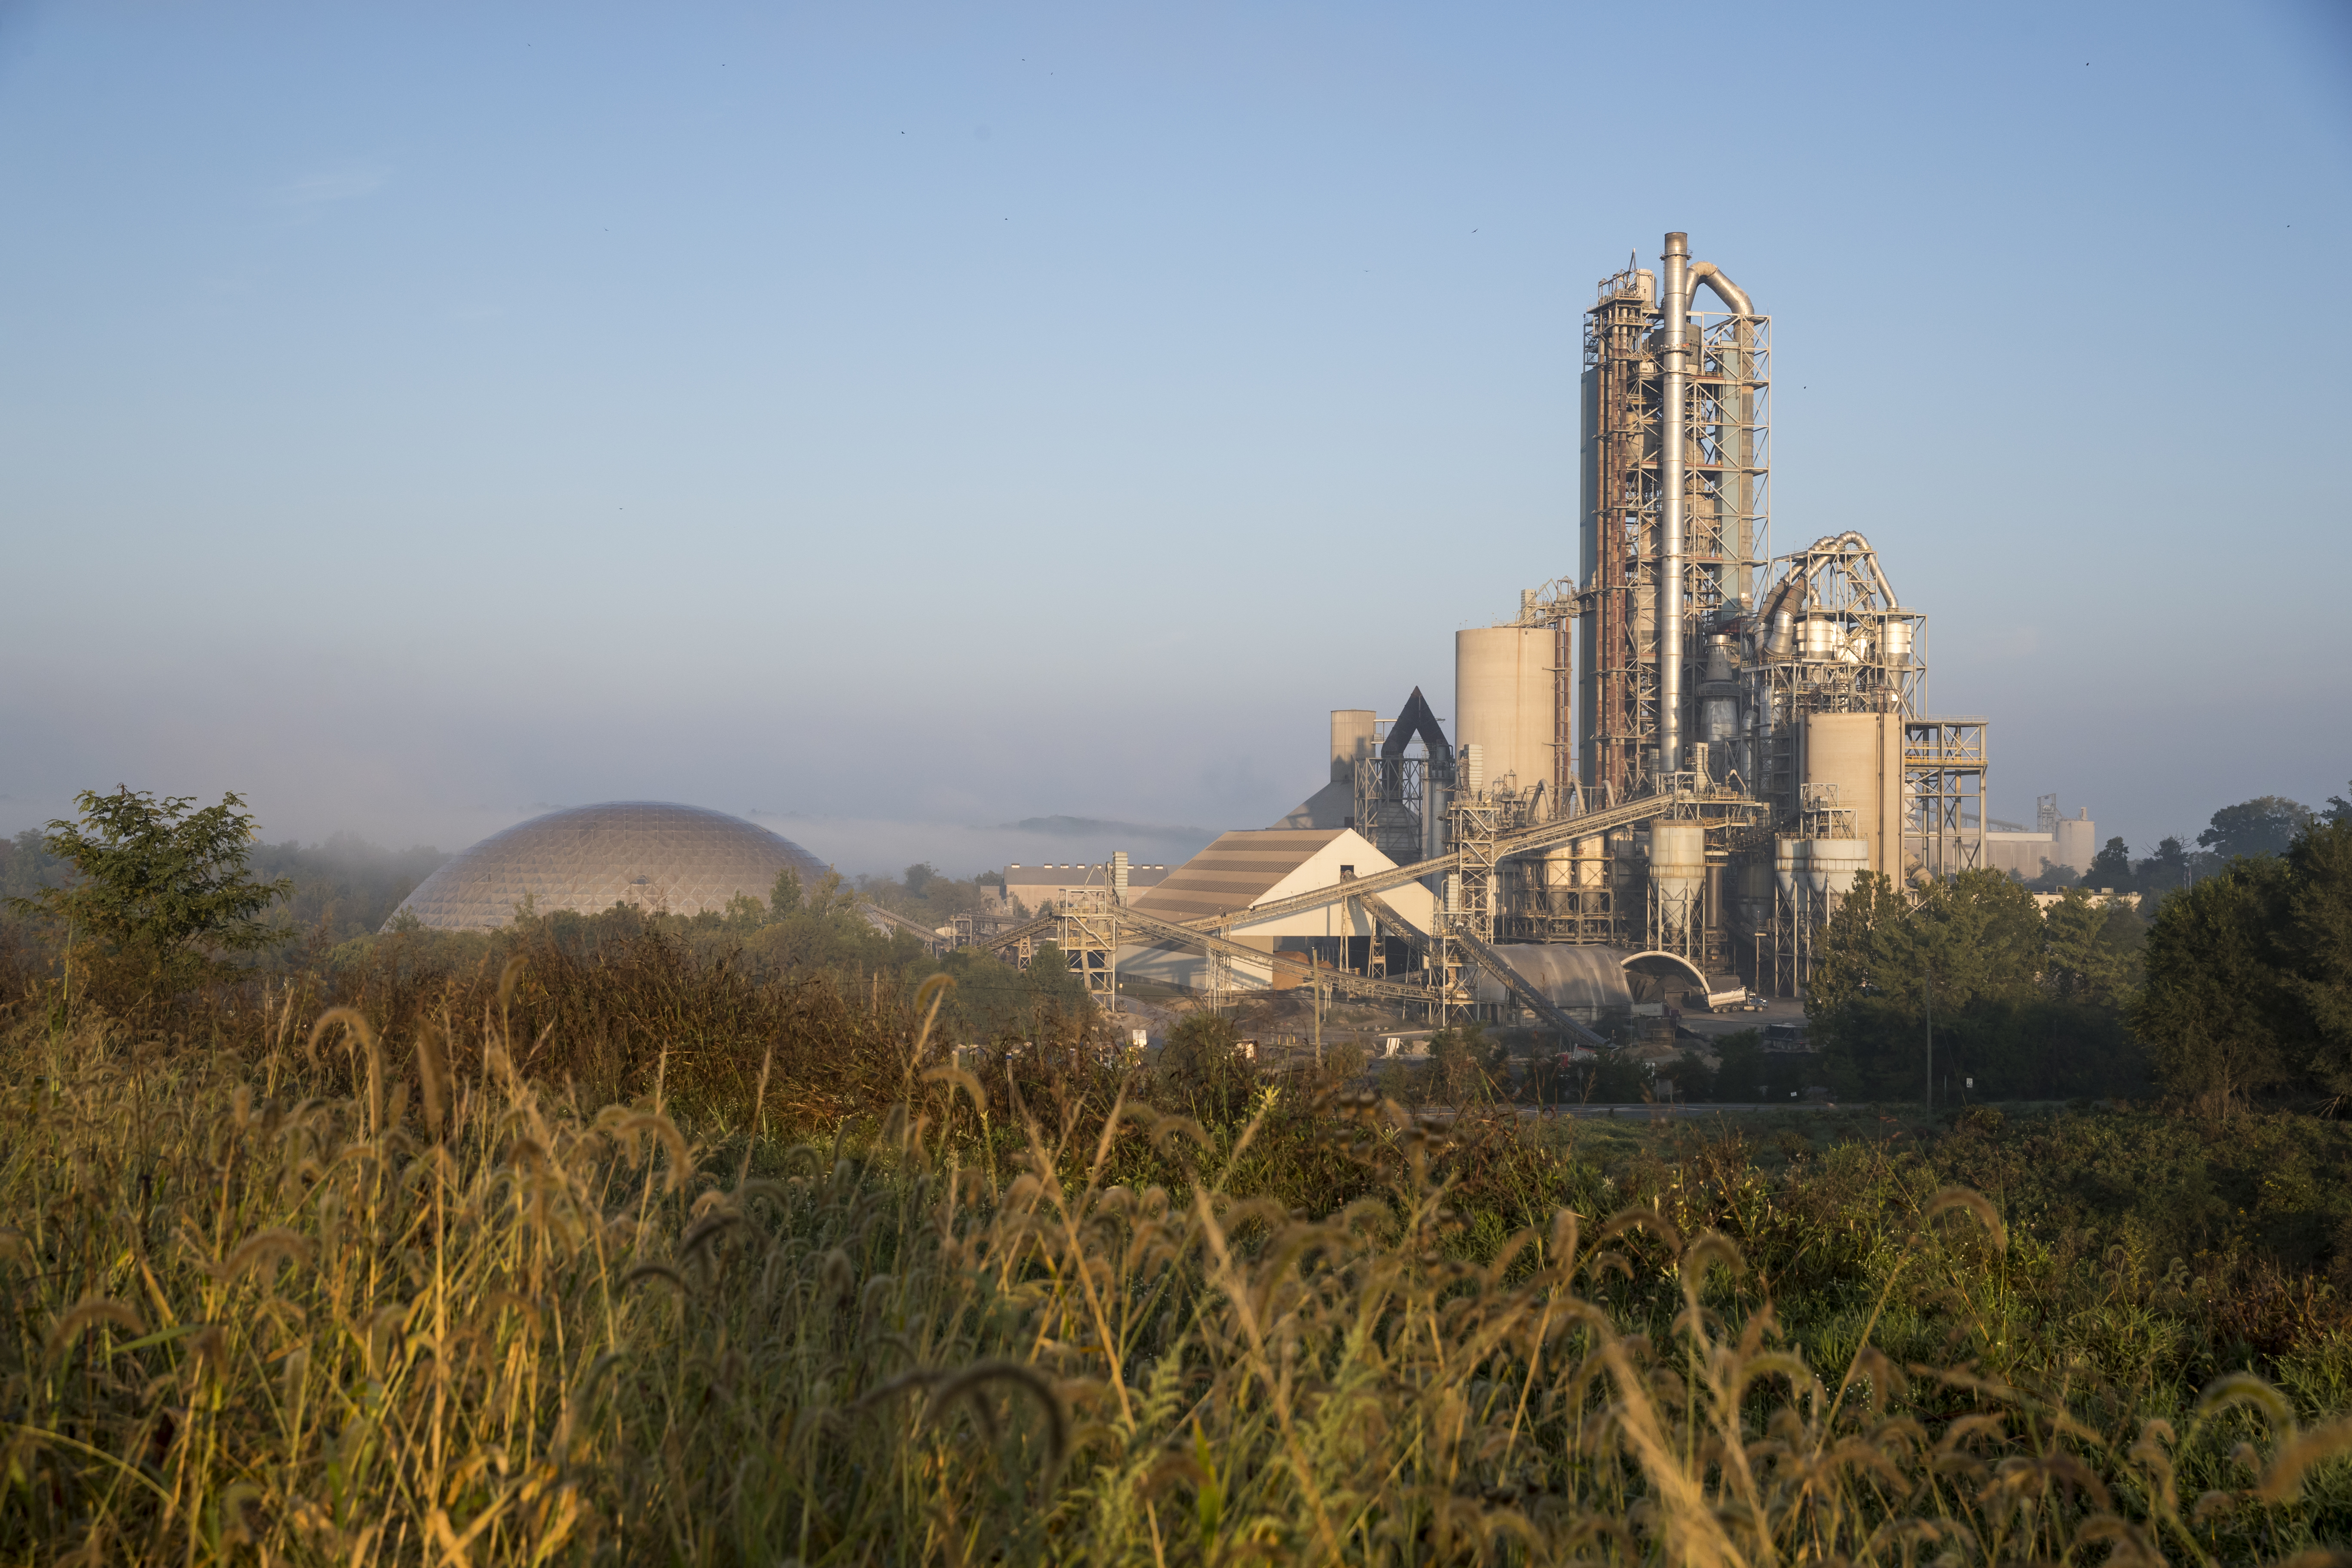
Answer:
[1380, 687, 1451, 761]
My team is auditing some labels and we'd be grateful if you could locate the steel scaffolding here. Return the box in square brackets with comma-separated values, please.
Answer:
[1578, 266, 1770, 802]
[1055, 888, 1122, 1001]
[1904, 718, 1988, 882]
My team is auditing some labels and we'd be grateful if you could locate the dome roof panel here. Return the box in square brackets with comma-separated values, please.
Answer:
[385, 802, 828, 932]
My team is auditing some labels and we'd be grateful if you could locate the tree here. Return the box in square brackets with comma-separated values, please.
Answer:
[1024, 941, 1087, 1011]
[1711, 1029, 1767, 1102]
[2137, 836, 2196, 897]
[769, 867, 803, 916]
[1429, 1023, 1504, 1105]
[2042, 886, 2131, 1006]
[1810, 869, 2046, 1101]
[903, 862, 939, 900]
[2276, 820, 2352, 1101]
[2083, 836, 2135, 892]
[1804, 871, 1906, 1021]
[2199, 796, 2316, 862]
[1905, 869, 2046, 1014]
[1157, 1011, 1257, 1120]
[805, 868, 860, 920]
[2132, 856, 2295, 1114]
[8, 787, 292, 1014]
[0, 827, 72, 907]
[2325, 783, 2352, 829]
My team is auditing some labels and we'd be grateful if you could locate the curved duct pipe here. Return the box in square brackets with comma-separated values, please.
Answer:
[1684, 260, 1753, 316]
[1804, 530, 1902, 611]
[1657, 235, 1756, 782]
[1759, 570, 1807, 659]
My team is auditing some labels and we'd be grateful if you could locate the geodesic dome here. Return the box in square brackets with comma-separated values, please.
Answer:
[385, 802, 829, 932]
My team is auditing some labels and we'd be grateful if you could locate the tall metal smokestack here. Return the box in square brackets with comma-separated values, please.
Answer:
[1656, 233, 1755, 786]
[1658, 233, 1690, 778]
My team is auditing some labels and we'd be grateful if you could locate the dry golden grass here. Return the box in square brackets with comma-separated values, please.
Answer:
[4, 1001, 2349, 1566]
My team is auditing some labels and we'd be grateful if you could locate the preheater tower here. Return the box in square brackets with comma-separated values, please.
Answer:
[1577, 234, 1769, 799]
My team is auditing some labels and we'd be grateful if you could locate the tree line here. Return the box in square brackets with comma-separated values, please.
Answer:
[2070, 786, 2350, 896]
[2, 788, 1085, 1049]
[1808, 805, 2352, 1114]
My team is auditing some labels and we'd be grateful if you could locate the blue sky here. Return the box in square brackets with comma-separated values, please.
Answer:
[2, 0, 2347, 873]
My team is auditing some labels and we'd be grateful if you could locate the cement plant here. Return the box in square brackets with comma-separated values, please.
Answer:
[940, 232, 2099, 1042]
[374, 230, 2118, 1050]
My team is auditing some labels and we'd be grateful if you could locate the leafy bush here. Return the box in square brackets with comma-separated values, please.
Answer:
[1154, 1011, 1259, 1120]
[6, 787, 291, 1020]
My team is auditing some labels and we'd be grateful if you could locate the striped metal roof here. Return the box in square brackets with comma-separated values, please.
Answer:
[1126, 829, 1351, 925]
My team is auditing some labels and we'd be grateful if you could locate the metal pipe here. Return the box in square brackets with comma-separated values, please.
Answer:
[1660, 236, 1755, 788]
[1659, 233, 1689, 779]
[1684, 260, 1753, 316]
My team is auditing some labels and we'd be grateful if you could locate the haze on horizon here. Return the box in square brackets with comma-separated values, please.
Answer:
[3, 1, 2347, 876]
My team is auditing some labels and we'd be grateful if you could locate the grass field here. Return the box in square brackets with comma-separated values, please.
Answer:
[6, 973, 2351, 1565]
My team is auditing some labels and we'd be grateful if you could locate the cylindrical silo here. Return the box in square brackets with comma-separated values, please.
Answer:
[1650, 823, 1706, 939]
[1801, 839, 1832, 902]
[1814, 839, 1870, 901]
[1774, 838, 1799, 913]
[1540, 845, 1577, 917]
[2053, 812, 2097, 877]
[1330, 710, 1377, 783]
[1455, 625, 1554, 804]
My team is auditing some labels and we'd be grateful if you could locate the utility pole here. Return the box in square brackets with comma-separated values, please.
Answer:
[1924, 961, 1934, 1116]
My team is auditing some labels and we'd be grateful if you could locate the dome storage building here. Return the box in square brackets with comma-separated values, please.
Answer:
[386, 802, 828, 932]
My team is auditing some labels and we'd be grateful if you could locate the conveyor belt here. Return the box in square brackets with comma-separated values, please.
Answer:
[974, 914, 1057, 952]
[974, 906, 1433, 1006]
[1112, 903, 1436, 1006]
[1185, 786, 1765, 931]
[1350, 882, 1609, 1050]
[969, 784, 1767, 1029]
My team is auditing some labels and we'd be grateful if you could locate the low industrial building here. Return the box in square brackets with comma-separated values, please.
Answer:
[1470, 945, 1634, 1017]
[994, 861, 1172, 914]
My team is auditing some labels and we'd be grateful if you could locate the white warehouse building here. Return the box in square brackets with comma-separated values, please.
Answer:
[1115, 828, 1436, 991]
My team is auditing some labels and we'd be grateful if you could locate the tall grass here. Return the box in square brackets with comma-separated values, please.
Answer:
[6, 994, 2350, 1565]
